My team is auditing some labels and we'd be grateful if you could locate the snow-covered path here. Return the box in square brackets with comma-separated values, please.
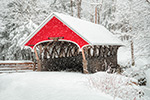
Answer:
[0, 72, 121, 100]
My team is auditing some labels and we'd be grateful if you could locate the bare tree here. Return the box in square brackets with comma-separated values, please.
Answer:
[76, 0, 82, 18]
[71, 0, 73, 16]
[83, 0, 103, 24]
[131, 40, 135, 66]
[146, 0, 150, 3]
[95, 6, 98, 24]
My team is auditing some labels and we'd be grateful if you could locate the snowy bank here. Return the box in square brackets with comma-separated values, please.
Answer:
[87, 72, 146, 100]
[0, 72, 149, 100]
[145, 69, 150, 88]
[0, 72, 122, 100]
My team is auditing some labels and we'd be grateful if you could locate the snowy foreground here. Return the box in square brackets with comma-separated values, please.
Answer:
[0, 72, 149, 100]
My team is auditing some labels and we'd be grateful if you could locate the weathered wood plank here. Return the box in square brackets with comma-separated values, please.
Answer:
[34, 47, 41, 71]
[82, 48, 88, 74]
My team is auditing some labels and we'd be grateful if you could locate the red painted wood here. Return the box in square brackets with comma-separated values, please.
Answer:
[25, 16, 89, 49]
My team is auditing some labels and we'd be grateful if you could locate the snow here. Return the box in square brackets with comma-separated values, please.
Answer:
[146, 69, 150, 88]
[144, 69, 150, 98]
[118, 40, 150, 67]
[0, 60, 33, 63]
[88, 72, 146, 100]
[0, 72, 123, 100]
[117, 41, 150, 98]
[118, 45, 131, 66]
[0, 70, 33, 73]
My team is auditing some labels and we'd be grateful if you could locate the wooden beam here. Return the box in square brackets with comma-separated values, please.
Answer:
[48, 37, 64, 41]
[28, 44, 34, 46]
[39, 44, 42, 60]
[34, 47, 39, 61]
[75, 46, 79, 56]
[34, 47, 41, 71]
[93, 45, 97, 57]
[81, 48, 88, 74]
[53, 43, 60, 58]
[72, 46, 76, 56]
[87, 46, 92, 57]
[54, 42, 61, 58]
[59, 42, 66, 58]
[65, 43, 71, 57]
[69, 45, 74, 57]
[41, 41, 52, 53]
[51, 43, 57, 58]
[44, 47, 48, 59]
[109, 46, 113, 57]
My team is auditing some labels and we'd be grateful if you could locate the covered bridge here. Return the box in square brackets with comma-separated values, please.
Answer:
[21, 12, 123, 73]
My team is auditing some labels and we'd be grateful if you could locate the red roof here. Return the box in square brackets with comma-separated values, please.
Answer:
[21, 12, 122, 50]
[25, 16, 88, 49]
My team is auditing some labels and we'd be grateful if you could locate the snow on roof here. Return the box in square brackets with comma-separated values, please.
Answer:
[54, 12, 123, 46]
[21, 12, 123, 47]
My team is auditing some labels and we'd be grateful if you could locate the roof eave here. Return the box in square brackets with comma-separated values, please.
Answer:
[91, 41, 124, 46]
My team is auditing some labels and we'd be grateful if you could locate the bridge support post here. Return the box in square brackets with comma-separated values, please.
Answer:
[34, 47, 41, 71]
[81, 48, 88, 74]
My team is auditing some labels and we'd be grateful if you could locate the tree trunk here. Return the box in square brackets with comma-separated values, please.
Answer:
[131, 40, 135, 66]
[71, 0, 73, 16]
[34, 47, 41, 71]
[81, 48, 88, 74]
[77, 0, 82, 18]
[95, 6, 97, 24]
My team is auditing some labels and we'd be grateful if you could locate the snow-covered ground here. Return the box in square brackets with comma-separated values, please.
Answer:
[0, 72, 149, 100]
[146, 69, 150, 88]
[0, 60, 34, 63]
[144, 69, 150, 98]
[0, 72, 123, 100]
[118, 42, 150, 99]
